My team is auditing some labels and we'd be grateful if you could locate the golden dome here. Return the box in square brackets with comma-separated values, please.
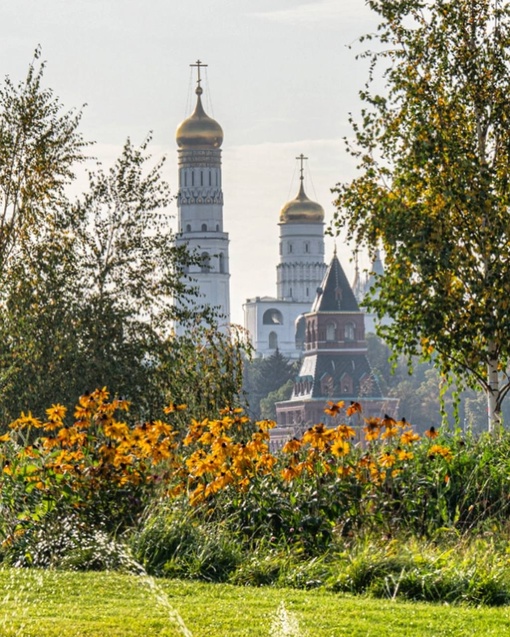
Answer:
[279, 181, 325, 224]
[176, 87, 223, 149]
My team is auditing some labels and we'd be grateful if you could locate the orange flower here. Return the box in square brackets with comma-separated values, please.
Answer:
[346, 401, 362, 417]
[363, 418, 381, 441]
[282, 438, 302, 453]
[400, 430, 421, 445]
[425, 426, 439, 439]
[335, 424, 356, 439]
[163, 402, 187, 414]
[324, 400, 345, 417]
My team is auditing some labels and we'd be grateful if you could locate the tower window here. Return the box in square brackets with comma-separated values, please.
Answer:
[192, 171, 195, 186]
[269, 332, 278, 350]
[305, 242, 310, 253]
[200, 170, 203, 186]
[326, 322, 336, 342]
[201, 223, 207, 232]
[219, 253, 225, 273]
[200, 252, 211, 272]
[209, 171, 212, 186]
[184, 172, 187, 186]
[186, 224, 191, 232]
[288, 243, 293, 254]
[263, 309, 283, 325]
[216, 224, 219, 231]
[345, 323, 356, 342]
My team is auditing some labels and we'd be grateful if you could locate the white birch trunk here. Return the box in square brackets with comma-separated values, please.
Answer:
[487, 345, 501, 434]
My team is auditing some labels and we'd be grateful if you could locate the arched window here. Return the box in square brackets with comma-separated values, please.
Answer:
[192, 171, 195, 186]
[345, 323, 356, 341]
[269, 332, 278, 349]
[263, 308, 283, 325]
[326, 322, 336, 342]
[186, 224, 191, 232]
[305, 242, 310, 253]
[216, 224, 219, 231]
[288, 243, 293, 254]
[219, 253, 225, 273]
[341, 373, 353, 395]
[200, 170, 203, 186]
[201, 223, 207, 232]
[200, 252, 211, 272]
[209, 171, 212, 186]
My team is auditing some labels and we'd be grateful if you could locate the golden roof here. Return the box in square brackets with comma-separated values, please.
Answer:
[176, 87, 223, 149]
[279, 180, 325, 224]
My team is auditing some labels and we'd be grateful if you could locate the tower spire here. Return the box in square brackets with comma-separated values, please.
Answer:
[296, 153, 308, 182]
[190, 59, 208, 94]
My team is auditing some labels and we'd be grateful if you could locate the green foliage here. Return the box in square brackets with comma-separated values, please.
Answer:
[260, 379, 294, 420]
[243, 350, 298, 419]
[333, 0, 510, 430]
[0, 47, 87, 276]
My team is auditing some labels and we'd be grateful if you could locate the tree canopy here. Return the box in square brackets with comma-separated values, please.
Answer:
[0, 52, 245, 425]
[332, 0, 510, 432]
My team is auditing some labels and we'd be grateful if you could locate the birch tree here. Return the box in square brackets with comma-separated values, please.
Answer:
[333, 0, 510, 432]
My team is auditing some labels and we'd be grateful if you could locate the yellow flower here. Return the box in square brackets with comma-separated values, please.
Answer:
[428, 444, 452, 461]
[282, 438, 302, 453]
[0, 432, 10, 443]
[396, 448, 414, 461]
[379, 452, 396, 467]
[400, 430, 421, 445]
[281, 465, 299, 482]
[363, 418, 381, 441]
[302, 423, 334, 450]
[163, 402, 187, 414]
[331, 439, 350, 457]
[46, 404, 67, 421]
[255, 419, 275, 432]
[335, 424, 356, 439]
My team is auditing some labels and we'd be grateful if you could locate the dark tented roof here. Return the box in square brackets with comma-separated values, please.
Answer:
[311, 254, 359, 312]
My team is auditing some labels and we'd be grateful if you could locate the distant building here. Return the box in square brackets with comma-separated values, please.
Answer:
[273, 252, 398, 444]
[352, 249, 387, 335]
[174, 61, 230, 330]
[244, 155, 327, 359]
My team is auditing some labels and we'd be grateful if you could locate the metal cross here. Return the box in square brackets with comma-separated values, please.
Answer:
[190, 59, 208, 88]
[296, 153, 308, 181]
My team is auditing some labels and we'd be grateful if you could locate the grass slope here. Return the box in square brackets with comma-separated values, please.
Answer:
[1, 569, 510, 636]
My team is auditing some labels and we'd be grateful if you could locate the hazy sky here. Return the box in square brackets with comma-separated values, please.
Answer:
[0, 0, 379, 325]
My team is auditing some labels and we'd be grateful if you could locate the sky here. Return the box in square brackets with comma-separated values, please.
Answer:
[0, 0, 379, 325]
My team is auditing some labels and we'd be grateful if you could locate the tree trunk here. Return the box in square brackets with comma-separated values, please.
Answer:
[487, 345, 501, 434]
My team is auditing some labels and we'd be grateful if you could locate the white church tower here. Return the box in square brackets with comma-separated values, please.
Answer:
[175, 60, 230, 325]
[244, 155, 327, 358]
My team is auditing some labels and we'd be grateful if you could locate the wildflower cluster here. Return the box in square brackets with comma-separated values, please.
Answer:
[0, 391, 472, 546]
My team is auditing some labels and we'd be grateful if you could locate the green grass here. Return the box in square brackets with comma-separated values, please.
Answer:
[1, 568, 510, 636]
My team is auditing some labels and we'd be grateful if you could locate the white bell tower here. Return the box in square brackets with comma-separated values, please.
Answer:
[175, 60, 230, 325]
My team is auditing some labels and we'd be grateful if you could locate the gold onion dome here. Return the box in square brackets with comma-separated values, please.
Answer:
[176, 86, 223, 149]
[279, 180, 324, 224]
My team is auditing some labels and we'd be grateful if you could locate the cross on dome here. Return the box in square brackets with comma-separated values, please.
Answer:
[296, 153, 308, 181]
[190, 59, 208, 94]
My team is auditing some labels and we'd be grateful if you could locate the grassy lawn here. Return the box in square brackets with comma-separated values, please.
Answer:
[1, 568, 510, 636]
